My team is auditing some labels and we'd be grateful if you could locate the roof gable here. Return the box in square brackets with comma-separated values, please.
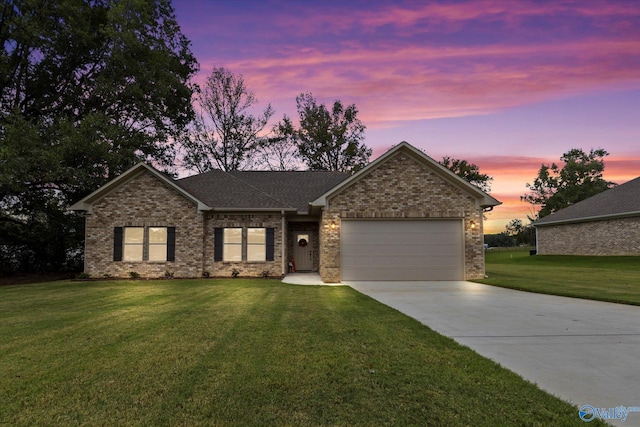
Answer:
[312, 142, 501, 208]
[69, 163, 210, 213]
[534, 177, 640, 226]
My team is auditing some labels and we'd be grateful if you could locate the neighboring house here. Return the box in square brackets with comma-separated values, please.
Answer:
[534, 177, 640, 255]
[70, 142, 500, 282]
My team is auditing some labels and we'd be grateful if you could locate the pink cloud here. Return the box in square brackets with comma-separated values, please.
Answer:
[179, 0, 640, 133]
[201, 36, 640, 129]
[258, 1, 640, 40]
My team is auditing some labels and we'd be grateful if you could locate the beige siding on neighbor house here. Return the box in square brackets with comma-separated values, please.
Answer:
[84, 171, 204, 278]
[319, 151, 485, 282]
[537, 217, 640, 255]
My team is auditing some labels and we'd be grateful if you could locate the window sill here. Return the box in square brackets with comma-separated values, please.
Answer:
[119, 261, 173, 264]
[221, 261, 269, 264]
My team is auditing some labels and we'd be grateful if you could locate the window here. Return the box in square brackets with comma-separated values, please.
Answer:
[247, 228, 266, 261]
[123, 227, 144, 262]
[223, 228, 242, 261]
[114, 227, 175, 262]
[214, 227, 275, 262]
[148, 227, 168, 262]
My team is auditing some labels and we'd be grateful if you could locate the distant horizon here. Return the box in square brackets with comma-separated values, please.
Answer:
[172, 0, 640, 233]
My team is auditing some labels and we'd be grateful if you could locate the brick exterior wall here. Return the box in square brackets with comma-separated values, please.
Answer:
[84, 171, 204, 278]
[537, 217, 640, 255]
[319, 151, 485, 282]
[83, 149, 490, 281]
[203, 213, 284, 278]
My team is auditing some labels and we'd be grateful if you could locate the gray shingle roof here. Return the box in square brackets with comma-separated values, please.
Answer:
[534, 176, 640, 226]
[175, 170, 349, 213]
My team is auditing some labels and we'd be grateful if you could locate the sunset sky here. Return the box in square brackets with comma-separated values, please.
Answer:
[172, 0, 640, 233]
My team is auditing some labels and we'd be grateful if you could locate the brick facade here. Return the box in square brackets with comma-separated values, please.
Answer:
[84, 172, 288, 279]
[537, 217, 640, 255]
[319, 151, 485, 282]
[84, 171, 204, 278]
[80, 146, 494, 281]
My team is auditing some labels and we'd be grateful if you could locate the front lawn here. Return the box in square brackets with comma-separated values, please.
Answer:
[0, 279, 598, 426]
[478, 248, 640, 305]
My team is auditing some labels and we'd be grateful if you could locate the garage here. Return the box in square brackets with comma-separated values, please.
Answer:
[341, 220, 464, 281]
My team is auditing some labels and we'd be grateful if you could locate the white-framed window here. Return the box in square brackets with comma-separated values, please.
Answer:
[247, 228, 266, 262]
[123, 227, 144, 262]
[223, 228, 243, 262]
[148, 227, 168, 262]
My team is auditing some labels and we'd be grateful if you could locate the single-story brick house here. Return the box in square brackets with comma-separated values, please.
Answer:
[534, 176, 640, 255]
[70, 142, 500, 282]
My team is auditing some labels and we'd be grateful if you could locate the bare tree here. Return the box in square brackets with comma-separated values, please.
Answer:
[181, 67, 273, 172]
[256, 116, 302, 171]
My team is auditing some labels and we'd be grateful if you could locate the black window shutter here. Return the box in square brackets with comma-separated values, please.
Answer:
[266, 228, 275, 261]
[113, 227, 123, 261]
[214, 228, 223, 261]
[167, 227, 176, 261]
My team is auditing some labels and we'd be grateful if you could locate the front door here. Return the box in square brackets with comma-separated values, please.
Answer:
[293, 233, 313, 271]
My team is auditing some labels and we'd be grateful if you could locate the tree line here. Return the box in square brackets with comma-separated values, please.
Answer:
[1, 0, 615, 272]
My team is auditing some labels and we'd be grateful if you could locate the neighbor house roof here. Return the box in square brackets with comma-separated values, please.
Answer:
[176, 170, 349, 213]
[534, 176, 640, 227]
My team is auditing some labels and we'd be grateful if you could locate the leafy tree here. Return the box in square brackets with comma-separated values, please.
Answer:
[522, 148, 616, 219]
[292, 92, 371, 173]
[440, 157, 493, 192]
[181, 67, 274, 172]
[1, 0, 197, 272]
[505, 218, 535, 246]
[505, 219, 524, 237]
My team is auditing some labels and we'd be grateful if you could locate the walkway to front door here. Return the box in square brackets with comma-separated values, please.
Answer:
[281, 273, 343, 286]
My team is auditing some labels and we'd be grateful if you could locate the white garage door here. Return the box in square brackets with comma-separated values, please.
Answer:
[341, 220, 464, 281]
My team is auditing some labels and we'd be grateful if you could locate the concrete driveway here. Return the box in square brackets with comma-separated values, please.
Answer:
[346, 281, 640, 425]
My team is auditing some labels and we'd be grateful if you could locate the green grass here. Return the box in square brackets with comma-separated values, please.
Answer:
[0, 279, 599, 426]
[478, 248, 640, 305]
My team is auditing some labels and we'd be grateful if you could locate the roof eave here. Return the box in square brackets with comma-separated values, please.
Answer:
[534, 210, 640, 227]
[208, 207, 298, 213]
[481, 195, 502, 208]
